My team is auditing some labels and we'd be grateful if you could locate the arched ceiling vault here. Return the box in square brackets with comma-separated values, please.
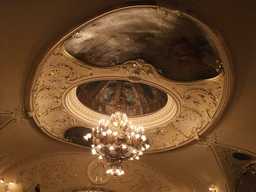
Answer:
[1, 0, 256, 192]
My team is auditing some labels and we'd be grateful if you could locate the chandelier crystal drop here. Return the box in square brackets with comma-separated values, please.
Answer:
[84, 111, 149, 176]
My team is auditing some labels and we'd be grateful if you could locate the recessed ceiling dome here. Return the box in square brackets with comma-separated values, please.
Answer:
[27, 4, 233, 152]
[64, 7, 219, 81]
[76, 80, 168, 116]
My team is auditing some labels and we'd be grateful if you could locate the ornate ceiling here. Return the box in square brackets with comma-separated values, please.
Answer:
[27, 5, 233, 152]
[1, 0, 256, 192]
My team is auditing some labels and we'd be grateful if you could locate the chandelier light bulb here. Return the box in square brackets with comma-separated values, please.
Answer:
[113, 131, 118, 136]
[85, 111, 149, 176]
[102, 132, 107, 136]
[113, 121, 118, 126]
[109, 146, 114, 150]
[91, 148, 97, 154]
[141, 135, 146, 140]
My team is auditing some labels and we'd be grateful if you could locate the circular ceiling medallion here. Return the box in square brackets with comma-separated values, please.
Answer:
[26, 4, 233, 152]
[87, 159, 111, 185]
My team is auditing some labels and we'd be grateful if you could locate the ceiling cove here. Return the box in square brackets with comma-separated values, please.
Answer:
[26, 4, 233, 152]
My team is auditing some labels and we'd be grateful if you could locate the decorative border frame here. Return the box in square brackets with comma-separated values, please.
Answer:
[25, 4, 234, 152]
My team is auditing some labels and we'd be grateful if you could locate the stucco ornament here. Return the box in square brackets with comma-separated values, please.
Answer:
[27, 5, 233, 152]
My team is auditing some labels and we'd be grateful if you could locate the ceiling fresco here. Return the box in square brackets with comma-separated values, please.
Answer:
[64, 7, 219, 81]
[76, 80, 168, 116]
[27, 5, 233, 152]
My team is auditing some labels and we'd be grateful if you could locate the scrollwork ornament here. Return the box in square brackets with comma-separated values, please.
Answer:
[87, 159, 111, 185]
[27, 5, 232, 153]
[19, 159, 78, 191]
[0, 105, 28, 130]
[115, 59, 157, 82]
[196, 133, 218, 150]
[241, 163, 256, 174]
[61, 185, 116, 192]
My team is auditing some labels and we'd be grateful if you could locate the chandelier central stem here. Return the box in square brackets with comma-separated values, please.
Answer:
[84, 84, 149, 176]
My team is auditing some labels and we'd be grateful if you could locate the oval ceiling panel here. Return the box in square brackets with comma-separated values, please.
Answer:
[27, 4, 233, 152]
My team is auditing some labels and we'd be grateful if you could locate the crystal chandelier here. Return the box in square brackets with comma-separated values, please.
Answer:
[84, 111, 149, 176]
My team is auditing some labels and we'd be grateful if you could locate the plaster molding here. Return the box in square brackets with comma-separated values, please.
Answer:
[196, 133, 218, 149]
[86, 159, 111, 185]
[2, 151, 91, 174]
[156, 0, 205, 13]
[61, 186, 116, 192]
[19, 159, 78, 191]
[26, 5, 233, 152]
[0, 105, 28, 130]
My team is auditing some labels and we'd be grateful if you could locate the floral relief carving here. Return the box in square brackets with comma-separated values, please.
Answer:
[30, 45, 93, 139]
[87, 159, 111, 185]
[61, 186, 116, 192]
[0, 105, 28, 130]
[128, 173, 171, 192]
[28, 20, 229, 152]
[114, 59, 157, 82]
[141, 62, 224, 151]
[117, 163, 173, 192]
[196, 133, 218, 149]
[172, 109, 203, 138]
[241, 163, 256, 174]
[19, 159, 78, 191]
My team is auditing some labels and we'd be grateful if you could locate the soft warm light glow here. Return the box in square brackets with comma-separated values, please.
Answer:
[109, 146, 114, 150]
[0, 178, 4, 183]
[106, 129, 112, 134]
[84, 111, 149, 176]
[91, 148, 97, 155]
[209, 186, 216, 192]
[141, 135, 146, 141]
[113, 122, 118, 126]
[113, 131, 118, 136]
